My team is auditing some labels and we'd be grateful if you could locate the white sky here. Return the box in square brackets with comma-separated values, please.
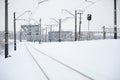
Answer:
[0, 0, 120, 31]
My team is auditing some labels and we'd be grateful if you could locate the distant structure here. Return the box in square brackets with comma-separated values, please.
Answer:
[0, 31, 4, 54]
[0, 31, 4, 40]
[21, 25, 40, 42]
[20, 25, 120, 42]
[48, 31, 73, 42]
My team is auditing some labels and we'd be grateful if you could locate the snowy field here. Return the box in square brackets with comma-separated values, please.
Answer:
[0, 39, 120, 80]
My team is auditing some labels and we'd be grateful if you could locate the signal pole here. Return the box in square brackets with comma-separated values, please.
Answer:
[87, 14, 92, 40]
[75, 10, 77, 41]
[14, 12, 16, 51]
[114, 0, 117, 39]
[5, 0, 9, 58]
[88, 20, 90, 40]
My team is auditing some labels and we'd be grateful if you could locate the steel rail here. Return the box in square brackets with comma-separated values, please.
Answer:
[24, 44, 50, 80]
[27, 43, 94, 80]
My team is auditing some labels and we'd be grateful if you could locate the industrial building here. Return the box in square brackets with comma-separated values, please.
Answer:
[21, 25, 40, 42]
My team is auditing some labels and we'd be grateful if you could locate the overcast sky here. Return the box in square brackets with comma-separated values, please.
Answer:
[0, 0, 120, 31]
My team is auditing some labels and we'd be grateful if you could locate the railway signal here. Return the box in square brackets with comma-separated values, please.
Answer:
[87, 14, 92, 21]
[87, 14, 92, 40]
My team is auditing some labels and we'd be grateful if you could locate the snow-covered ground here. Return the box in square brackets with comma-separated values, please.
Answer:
[0, 39, 120, 80]
[0, 40, 14, 55]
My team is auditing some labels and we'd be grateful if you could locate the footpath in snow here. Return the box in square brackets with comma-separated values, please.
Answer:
[0, 39, 120, 80]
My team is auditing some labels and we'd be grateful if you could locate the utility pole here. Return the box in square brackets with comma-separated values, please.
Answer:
[45, 24, 56, 42]
[50, 25, 52, 42]
[45, 27, 47, 42]
[75, 10, 77, 41]
[78, 13, 82, 41]
[59, 19, 62, 42]
[14, 12, 16, 51]
[103, 26, 106, 39]
[114, 0, 117, 39]
[39, 18, 41, 43]
[5, 0, 9, 58]
[20, 28, 22, 42]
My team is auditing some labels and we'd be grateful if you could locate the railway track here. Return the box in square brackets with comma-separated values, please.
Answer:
[24, 44, 50, 80]
[25, 43, 94, 80]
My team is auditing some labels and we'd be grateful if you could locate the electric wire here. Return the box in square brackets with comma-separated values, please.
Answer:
[30, 0, 48, 18]
[83, 0, 104, 11]
[27, 43, 94, 80]
[24, 44, 50, 80]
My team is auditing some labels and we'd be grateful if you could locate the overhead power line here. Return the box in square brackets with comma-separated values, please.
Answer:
[30, 0, 48, 18]
[84, 0, 104, 10]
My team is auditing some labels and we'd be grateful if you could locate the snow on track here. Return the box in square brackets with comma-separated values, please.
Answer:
[25, 43, 92, 80]
[0, 39, 120, 80]
[0, 43, 49, 80]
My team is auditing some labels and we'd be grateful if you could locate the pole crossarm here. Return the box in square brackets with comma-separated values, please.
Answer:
[38, 0, 48, 5]
[62, 9, 84, 17]
[16, 10, 32, 19]
[61, 17, 74, 22]
[29, 18, 39, 24]
[62, 9, 75, 17]
[85, 0, 95, 4]
[45, 24, 58, 28]
[50, 18, 59, 23]
[16, 19, 30, 22]
[77, 9, 84, 14]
